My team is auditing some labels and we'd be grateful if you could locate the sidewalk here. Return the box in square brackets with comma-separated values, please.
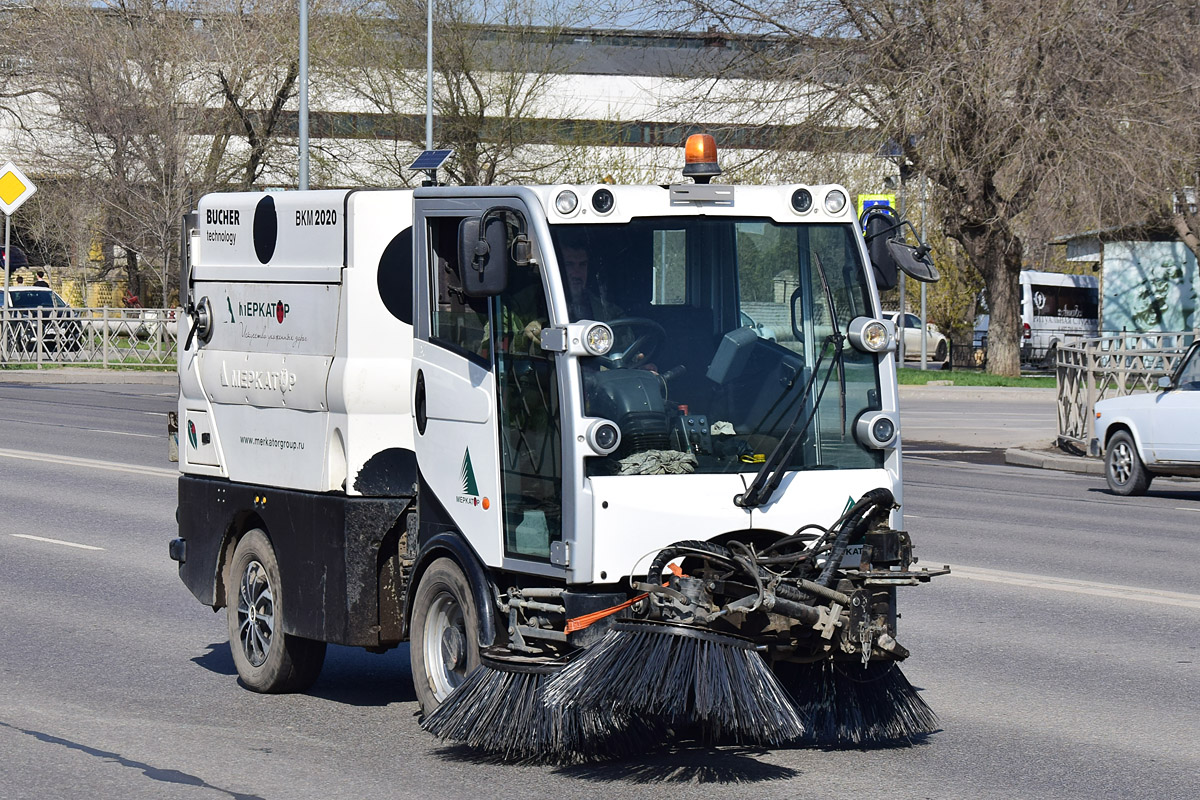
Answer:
[898, 383, 1103, 475]
[0, 367, 176, 385]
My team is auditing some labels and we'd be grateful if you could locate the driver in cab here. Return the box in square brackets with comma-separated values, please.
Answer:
[513, 237, 656, 371]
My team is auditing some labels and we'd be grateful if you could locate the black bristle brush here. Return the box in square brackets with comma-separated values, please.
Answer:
[542, 620, 805, 746]
[420, 650, 662, 763]
[779, 658, 939, 746]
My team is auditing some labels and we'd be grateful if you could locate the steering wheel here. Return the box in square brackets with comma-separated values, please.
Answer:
[597, 317, 667, 369]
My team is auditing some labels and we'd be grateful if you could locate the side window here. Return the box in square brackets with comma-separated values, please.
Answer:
[652, 229, 687, 305]
[428, 216, 489, 361]
[1177, 349, 1200, 390]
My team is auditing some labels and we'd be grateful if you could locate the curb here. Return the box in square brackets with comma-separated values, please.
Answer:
[0, 367, 177, 385]
[899, 384, 1056, 403]
[1004, 447, 1104, 475]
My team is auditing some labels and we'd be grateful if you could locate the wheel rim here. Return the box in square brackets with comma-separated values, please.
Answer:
[236, 559, 275, 667]
[422, 591, 468, 701]
[1110, 441, 1134, 485]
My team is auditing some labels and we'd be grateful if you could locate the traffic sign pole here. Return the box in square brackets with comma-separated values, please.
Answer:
[1, 161, 40, 360]
[3, 212, 9, 359]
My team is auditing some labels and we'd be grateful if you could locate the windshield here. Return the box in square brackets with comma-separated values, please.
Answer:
[550, 218, 883, 476]
[8, 290, 55, 309]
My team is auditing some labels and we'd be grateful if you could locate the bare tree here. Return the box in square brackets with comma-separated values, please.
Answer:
[198, 0, 307, 188]
[654, 0, 1191, 374]
[326, 0, 581, 186]
[13, 0, 210, 303]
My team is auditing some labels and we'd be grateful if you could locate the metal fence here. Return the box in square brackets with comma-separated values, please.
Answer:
[0, 307, 178, 367]
[1056, 331, 1196, 450]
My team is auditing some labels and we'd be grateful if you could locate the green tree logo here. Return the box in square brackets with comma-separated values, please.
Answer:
[460, 449, 479, 497]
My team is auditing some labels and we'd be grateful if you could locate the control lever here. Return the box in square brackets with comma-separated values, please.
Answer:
[661, 364, 686, 382]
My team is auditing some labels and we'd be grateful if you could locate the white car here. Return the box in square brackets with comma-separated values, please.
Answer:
[1093, 341, 1200, 495]
[882, 311, 949, 365]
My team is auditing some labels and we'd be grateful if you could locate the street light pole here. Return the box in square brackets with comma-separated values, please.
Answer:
[426, 0, 434, 150]
[299, 0, 309, 190]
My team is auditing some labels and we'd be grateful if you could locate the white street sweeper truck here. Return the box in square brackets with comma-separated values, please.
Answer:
[170, 136, 947, 760]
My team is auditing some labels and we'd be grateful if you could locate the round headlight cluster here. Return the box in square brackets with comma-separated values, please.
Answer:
[847, 316, 895, 353]
[592, 188, 614, 214]
[587, 420, 622, 455]
[824, 189, 847, 215]
[555, 190, 579, 215]
[584, 322, 614, 355]
[790, 188, 813, 213]
[855, 411, 899, 449]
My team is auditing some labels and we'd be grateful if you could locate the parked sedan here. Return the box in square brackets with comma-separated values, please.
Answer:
[882, 311, 949, 365]
[1093, 341, 1200, 495]
[1, 287, 85, 353]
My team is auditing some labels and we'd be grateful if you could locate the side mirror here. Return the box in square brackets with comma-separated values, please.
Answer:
[1158, 375, 1173, 391]
[180, 211, 198, 306]
[886, 238, 940, 283]
[861, 207, 899, 290]
[459, 207, 529, 297]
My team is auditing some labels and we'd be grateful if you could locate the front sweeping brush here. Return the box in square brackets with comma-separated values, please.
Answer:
[779, 659, 939, 746]
[543, 619, 805, 746]
[420, 650, 661, 763]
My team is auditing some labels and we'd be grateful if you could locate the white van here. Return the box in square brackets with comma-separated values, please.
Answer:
[976, 270, 1100, 366]
[1020, 270, 1099, 364]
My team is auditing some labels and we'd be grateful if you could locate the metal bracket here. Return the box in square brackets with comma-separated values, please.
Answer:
[814, 601, 845, 640]
[549, 541, 570, 566]
[669, 184, 735, 206]
[540, 326, 568, 352]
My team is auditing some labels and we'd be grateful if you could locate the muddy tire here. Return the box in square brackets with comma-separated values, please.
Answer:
[226, 529, 326, 692]
[410, 557, 481, 715]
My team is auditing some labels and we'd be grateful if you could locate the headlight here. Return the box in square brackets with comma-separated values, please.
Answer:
[586, 419, 622, 455]
[855, 411, 899, 449]
[790, 188, 813, 213]
[824, 189, 847, 214]
[848, 316, 896, 353]
[583, 322, 614, 356]
[591, 188, 614, 214]
[555, 190, 578, 215]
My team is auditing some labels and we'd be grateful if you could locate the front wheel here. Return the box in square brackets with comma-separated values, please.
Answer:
[1105, 431, 1151, 496]
[226, 529, 326, 692]
[410, 557, 481, 715]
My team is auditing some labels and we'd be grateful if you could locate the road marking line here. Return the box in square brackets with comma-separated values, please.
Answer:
[0, 448, 177, 478]
[83, 428, 159, 439]
[946, 564, 1200, 610]
[905, 449, 991, 454]
[1175, 507, 1200, 512]
[10, 534, 103, 551]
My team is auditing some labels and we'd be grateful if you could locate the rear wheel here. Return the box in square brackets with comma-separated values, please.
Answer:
[226, 529, 326, 692]
[1105, 431, 1151, 496]
[410, 558, 481, 715]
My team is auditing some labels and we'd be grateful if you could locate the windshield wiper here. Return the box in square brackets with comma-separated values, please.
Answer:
[735, 249, 847, 509]
[735, 334, 842, 508]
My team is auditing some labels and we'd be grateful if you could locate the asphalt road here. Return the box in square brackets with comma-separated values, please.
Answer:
[1, 381, 1197, 800]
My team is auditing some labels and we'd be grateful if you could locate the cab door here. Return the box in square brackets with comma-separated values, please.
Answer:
[410, 193, 566, 575]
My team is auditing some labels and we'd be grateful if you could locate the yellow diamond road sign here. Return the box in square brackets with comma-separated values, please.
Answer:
[0, 161, 37, 216]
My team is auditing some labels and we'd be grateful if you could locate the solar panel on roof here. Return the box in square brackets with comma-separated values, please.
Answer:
[409, 150, 454, 171]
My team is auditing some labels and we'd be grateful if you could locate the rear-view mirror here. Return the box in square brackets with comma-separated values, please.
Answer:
[862, 208, 898, 290]
[886, 239, 940, 283]
[458, 211, 514, 297]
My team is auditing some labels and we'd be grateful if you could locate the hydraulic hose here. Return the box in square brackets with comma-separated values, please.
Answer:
[815, 488, 895, 588]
